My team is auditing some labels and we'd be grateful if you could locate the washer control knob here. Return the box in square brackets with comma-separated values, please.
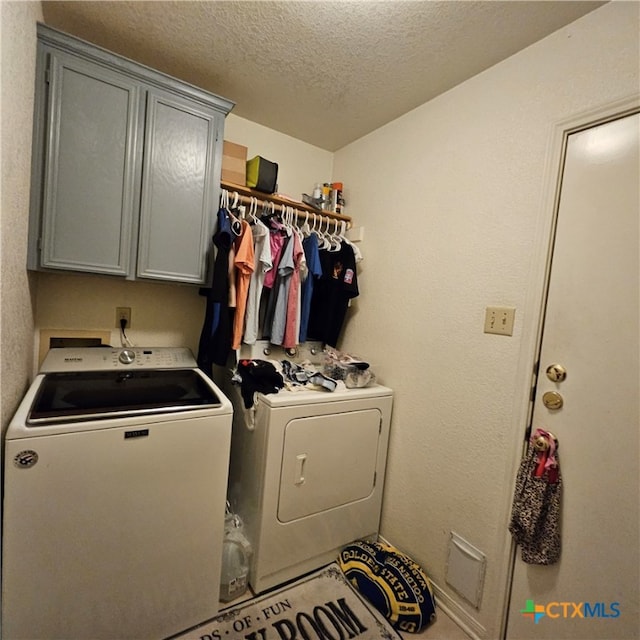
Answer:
[119, 349, 136, 365]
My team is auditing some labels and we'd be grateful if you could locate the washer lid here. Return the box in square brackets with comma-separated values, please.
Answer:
[27, 369, 222, 425]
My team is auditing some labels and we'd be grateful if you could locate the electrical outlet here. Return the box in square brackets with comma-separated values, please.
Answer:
[484, 306, 515, 336]
[116, 307, 131, 329]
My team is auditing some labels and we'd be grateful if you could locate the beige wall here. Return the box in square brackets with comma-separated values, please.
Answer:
[333, 2, 639, 637]
[0, 1, 43, 433]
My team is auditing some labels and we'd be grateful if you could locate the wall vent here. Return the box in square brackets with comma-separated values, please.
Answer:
[445, 531, 486, 609]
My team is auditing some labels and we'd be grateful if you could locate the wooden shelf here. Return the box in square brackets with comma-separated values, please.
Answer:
[221, 180, 351, 225]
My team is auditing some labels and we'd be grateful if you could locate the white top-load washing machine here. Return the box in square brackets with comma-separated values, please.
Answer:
[2, 347, 232, 640]
[226, 341, 393, 594]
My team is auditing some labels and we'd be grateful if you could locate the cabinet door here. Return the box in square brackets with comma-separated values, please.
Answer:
[137, 90, 220, 284]
[41, 51, 141, 276]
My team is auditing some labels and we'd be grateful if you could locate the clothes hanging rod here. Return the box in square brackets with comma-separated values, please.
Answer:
[221, 180, 351, 226]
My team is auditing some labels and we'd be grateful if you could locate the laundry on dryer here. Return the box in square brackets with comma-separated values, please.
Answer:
[233, 359, 284, 408]
[232, 355, 340, 409]
[322, 345, 376, 388]
[280, 359, 338, 391]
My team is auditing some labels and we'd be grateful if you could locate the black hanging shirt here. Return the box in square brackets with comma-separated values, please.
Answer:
[307, 241, 359, 347]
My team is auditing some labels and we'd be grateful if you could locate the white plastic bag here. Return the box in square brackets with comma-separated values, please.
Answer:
[219, 505, 252, 602]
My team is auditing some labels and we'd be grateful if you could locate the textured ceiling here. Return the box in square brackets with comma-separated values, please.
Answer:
[41, 1, 606, 151]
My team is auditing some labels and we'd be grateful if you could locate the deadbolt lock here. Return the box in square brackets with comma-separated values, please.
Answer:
[542, 390, 564, 410]
[545, 363, 567, 382]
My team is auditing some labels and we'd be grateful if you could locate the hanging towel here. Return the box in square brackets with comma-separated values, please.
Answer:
[509, 428, 562, 565]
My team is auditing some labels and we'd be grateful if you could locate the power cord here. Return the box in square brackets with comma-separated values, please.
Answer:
[119, 317, 134, 348]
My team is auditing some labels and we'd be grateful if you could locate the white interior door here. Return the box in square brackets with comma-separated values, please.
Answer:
[506, 112, 639, 639]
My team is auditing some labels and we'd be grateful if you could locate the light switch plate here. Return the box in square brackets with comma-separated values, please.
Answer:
[484, 307, 515, 336]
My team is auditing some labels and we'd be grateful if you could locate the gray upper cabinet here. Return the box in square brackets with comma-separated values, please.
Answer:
[137, 89, 218, 282]
[38, 51, 141, 277]
[28, 24, 234, 284]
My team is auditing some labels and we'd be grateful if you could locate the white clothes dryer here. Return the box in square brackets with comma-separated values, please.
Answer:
[226, 342, 393, 594]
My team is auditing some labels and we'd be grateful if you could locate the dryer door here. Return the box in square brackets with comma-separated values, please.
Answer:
[278, 408, 381, 523]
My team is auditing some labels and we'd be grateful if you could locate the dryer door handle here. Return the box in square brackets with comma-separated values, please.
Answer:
[294, 454, 307, 485]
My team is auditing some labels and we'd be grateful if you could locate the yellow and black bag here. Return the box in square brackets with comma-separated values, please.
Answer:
[339, 540, 436, 634]
[246, 156, 278, 193]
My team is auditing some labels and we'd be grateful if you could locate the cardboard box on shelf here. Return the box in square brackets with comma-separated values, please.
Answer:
[222, 140, 248, 185]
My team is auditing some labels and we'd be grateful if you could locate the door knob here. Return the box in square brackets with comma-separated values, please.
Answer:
[542, 391, 564, 410]
[534, 435, 550, 452]
[545, 364, 567, 382]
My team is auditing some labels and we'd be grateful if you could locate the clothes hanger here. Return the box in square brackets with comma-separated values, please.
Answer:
[301, 211, 308, 234]
[261, 201, 277, 224]
[292, 208, 304, 241]
[316, 216, 329, 249]
[250, 197, 259, 224]
[311, 213, 324, 245]
[229, 212, 242, 236]
[340, 220, 363, 262]
[323, 217, 334, 250]
[281, 204, 292, 236]
[324, 217, 335, 250]
[227, 190, 238, 215]
[287, 206, 300, 240]
[327, 217, 342, 251]
[300, 211, 312, 237]
[225, 191, 241, 235]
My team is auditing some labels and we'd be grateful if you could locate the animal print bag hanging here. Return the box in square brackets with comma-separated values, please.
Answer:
[509, 428, 562, 565]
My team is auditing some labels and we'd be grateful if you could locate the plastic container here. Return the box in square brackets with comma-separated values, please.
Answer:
[219, 510, 252, 602]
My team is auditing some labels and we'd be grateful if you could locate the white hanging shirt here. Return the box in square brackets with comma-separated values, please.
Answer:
[243, 219, 272, 344]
